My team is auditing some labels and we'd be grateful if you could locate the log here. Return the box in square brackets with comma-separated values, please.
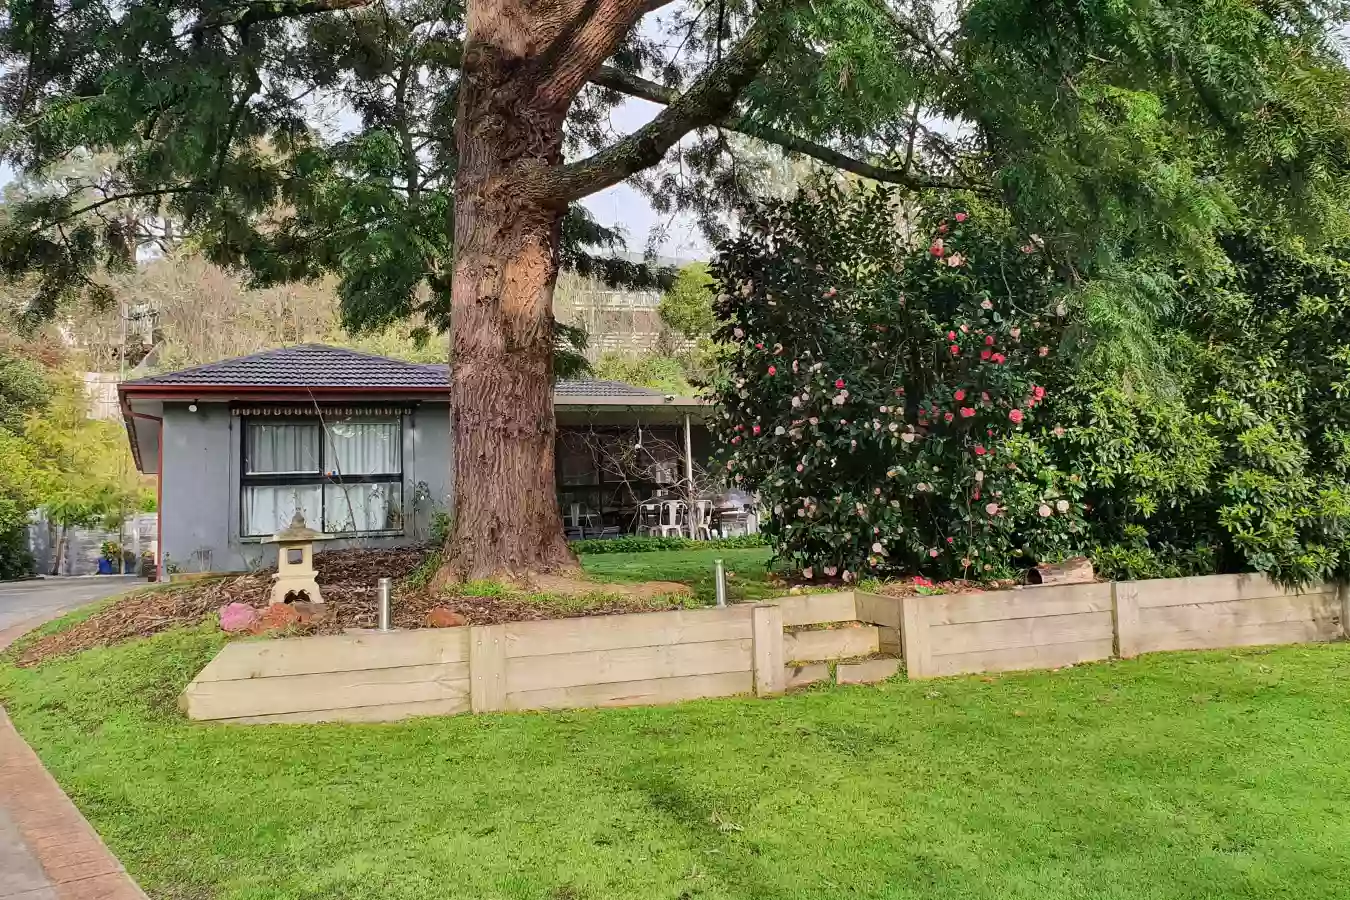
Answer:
[1027, 556, 1094, 586]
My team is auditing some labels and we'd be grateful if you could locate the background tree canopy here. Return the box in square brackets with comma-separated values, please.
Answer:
[1, 0, 1348, 336]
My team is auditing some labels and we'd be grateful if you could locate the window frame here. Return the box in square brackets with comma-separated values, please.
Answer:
[239, 415, 405, 538]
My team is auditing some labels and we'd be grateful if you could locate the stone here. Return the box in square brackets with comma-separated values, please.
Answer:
[424, 607, 467, 628]
[218, 602, 259, 633]
[249, 602, 302, 635]
[291, 601, 330, 626]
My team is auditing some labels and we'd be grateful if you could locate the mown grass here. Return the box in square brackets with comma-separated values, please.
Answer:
[2, 624, 1349, 900]
[580, 547, 778, 602]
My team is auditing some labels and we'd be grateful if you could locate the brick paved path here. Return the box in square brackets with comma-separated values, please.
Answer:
[1, 601, 148, 900]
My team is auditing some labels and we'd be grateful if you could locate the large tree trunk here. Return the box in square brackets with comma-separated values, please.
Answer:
[439, 16, 579, 584]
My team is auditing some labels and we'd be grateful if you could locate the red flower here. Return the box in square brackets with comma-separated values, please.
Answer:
[944, 412, 955, 423]
[960, 407, 975, 418]
[895, 386, 905, 396]
[824, 287, 837, 297]
[938, 222, 949, 234]
[731, 436, 741, 444]
[756, 342, 764, 349]
[767, 366, 777, 375]
[974, 445, 987, 456]
[947, 330, 957, 340]
[973, 489, 981, 500]
[980, 349, 992, 361]
[929, 240, 944, 257]
[992, 353, 1006, 364]
[735, 424, 744, 431]
[835, 378, 845, 389]
[950, 344, 961, 356]
[955, 212, 968, 222]
[947, 536, 954, 543]
[954, 389, 966, 401]
[1009, 409, 1024, 424]
[752, 425, 761, 435]
[984, 335, 995, 346]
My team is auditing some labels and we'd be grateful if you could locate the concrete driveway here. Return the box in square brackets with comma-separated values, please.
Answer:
[0, 576, 142, 634]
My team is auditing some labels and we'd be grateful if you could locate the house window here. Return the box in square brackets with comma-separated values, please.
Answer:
[240, 417, 403, 537]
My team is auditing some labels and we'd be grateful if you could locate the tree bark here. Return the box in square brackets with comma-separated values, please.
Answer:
[439, 10, 579, 583]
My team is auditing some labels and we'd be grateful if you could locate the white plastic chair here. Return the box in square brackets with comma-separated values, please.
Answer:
[658, 501, 686, 537]
[693, 500, 714, 541]
[637, 503, 661, 536]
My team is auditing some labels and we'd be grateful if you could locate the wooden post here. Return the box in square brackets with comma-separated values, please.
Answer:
[469, 624, 507, 712]
[1340, 581, 1350, 641]
[1113, 581, 1141, 659]
[899, 595, 932, 679]
[751, 604, 786, 697]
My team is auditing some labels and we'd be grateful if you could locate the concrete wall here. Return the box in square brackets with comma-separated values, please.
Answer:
[159, 402, 453, 574]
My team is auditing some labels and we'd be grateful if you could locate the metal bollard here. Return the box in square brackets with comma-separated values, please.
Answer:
[377, 577, 393, 631]
[713, 558, 727, 607]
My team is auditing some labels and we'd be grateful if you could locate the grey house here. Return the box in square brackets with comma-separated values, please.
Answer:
[119, 344, 712, 577]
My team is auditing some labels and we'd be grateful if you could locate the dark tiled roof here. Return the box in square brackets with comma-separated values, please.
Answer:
[122, 344, 448, 388]
[121, 344, 666, 398]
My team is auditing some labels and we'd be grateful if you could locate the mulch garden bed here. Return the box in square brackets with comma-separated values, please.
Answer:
[7, 547, 688, 668]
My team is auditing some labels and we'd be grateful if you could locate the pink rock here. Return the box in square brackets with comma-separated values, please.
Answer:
[219, 602, 259, 633]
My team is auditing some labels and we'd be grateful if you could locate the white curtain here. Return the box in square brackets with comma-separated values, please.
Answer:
[242, 485, 322, 536]
[324, 483, 401, 533]
[325, 422, 400, 476]
[246, 424, 320, 474]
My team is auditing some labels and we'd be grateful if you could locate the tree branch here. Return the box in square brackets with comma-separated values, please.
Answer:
[868, 0, 957, 75]
[588, 65, 977, 190]
[187, 0, 371, 36]
[542, 6, 796, 202]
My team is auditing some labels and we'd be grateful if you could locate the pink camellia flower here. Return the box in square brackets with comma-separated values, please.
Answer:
[981, 299, 993, 310]
[1038, 346, 1050, 357]
[824, 287, 837, 297]
[946, 536, 954, 544]
[835, 378, 846, 389]
[944, 412, 955, 423]
[809, 417, 819, 425]
[985, 502, 1000, 515]
[960, 407, 975, 418]
[756, 342, 764, 349]
[792, 359, 799, 373]
[954, 389, 966, 401]
[985, 335, 995, 346]
[947, 330, 957, 340]
[950, 344, 961, 356]
[929, 239, 944, 257]
[946, 253, 964, 267]
[803, 567, 814, 579]
[735, 424, 744, 431]
[752, 425, 761, 435]
[955, 212, 968, 222]
[1021, 244, 1035, 254]
[980, 349, 992, 361]
[1010, 327, 1021, 339]
[938, 222, 949, 234]
[1038, 504, 1052, 518]
[992, 353, 1006, 364]
[1034, 385, 1046, 400]
[733, 327, 744, 339]
[960, 324, 969, 333]
[981, 391, 990, 401]
[767, 366, 777, 376]
[1053, 426, 1065, 437]
[731, 436, 741, 444]
[796, 463, 804, 472]
[929, 548, 940, 558]
[974, 445, 987, 456]
[1009, 409, 1024, 424]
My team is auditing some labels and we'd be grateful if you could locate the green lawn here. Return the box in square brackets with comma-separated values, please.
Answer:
[3, 623, 1349, 900]
[579, 547, 778, 603]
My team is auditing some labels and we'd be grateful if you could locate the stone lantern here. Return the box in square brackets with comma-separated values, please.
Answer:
[265, 511, 332, 605]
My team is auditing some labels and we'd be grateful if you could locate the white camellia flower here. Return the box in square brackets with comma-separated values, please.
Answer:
[889, 422, 899, 432]
[902, 432, 916, 444]
[802, 567, 813, 579]
[733, 327, 744, 339]
[791, 397, 801, 408]
[775, 426, 786, 436]
[1056, 499, 1070, 513]
[1038, 504, 1052, 517]
[871, 542, 886, 555]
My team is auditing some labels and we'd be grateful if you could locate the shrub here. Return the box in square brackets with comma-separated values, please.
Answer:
[711, 187, 1067, 580]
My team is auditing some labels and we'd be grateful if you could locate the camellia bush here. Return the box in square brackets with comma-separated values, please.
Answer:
[711, 187, 1350, 586]
[710, 187, 1074, 581]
